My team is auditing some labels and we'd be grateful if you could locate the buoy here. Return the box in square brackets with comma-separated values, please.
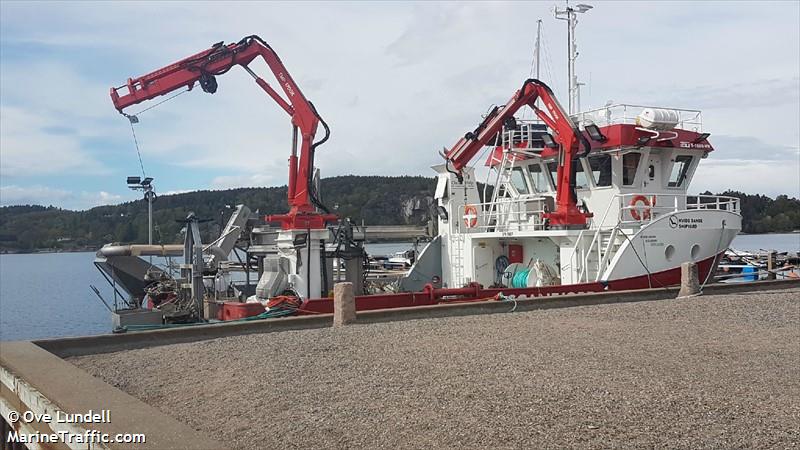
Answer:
[629, 195, 653, 221]
[463, 205, 479, 228]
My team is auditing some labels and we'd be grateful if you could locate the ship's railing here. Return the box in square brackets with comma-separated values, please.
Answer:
[456, 193, 739, 235]
[686, 195, 741, 212]
[615, 193, 740, 226]
[572, 104, 704, 132]
[501, 120, 547, 152]
[457, 197, 549, 233]
[566, 193, 740, 284]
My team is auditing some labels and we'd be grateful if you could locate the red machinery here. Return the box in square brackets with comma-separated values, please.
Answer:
[110, 35, 336, 230]
[443, 79, 592, 229]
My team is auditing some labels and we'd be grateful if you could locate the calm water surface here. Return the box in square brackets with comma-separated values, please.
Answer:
[1, 235, 796, 341]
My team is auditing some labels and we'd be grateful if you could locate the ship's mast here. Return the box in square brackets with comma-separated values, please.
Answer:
[534, 19, 542, 79]
[554, 2, 593, 114]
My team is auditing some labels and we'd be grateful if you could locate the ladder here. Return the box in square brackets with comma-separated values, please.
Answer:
[577, 226, 623, 282]
[450, 233, 466, 287]
[487, 150, 519, 230]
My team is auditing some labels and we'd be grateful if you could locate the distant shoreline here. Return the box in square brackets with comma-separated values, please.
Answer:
[2, 231, 798, 255]
[0, 247, 100, 255]
[738, 231, 800, 235]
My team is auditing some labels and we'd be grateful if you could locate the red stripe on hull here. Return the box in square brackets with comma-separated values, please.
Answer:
[293, 253, 722, 315]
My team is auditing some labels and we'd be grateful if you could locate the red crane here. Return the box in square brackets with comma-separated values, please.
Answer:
[443, 79, 592, 229]
[110, 35, 336, 230]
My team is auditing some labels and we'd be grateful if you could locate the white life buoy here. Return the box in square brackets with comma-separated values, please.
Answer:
[463, 205, 478, 229]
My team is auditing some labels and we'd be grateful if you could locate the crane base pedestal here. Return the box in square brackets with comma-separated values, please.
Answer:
[267, 210, 338, 231]
[275, 228, 332, 300]
[543, 208, 593, 230]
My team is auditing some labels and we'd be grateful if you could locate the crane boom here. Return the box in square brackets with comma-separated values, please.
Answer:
[443, 79, 592, 228]
[110, 35, 336, 230]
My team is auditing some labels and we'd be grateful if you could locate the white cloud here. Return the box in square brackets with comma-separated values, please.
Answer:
[0, 1, 798, 203]
[0, 106, 110, 177]
[210, 173, 279, 190]
[82, 191, 123, 208]
[0, 185, 72, 206]
[160, 189, 195, 196]
[692, 159, 800, 198]
[0, 185, 125, 210]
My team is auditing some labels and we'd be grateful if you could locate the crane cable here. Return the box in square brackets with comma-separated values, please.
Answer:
[126, 119, 147, 179]
[122, 88, 190, 179]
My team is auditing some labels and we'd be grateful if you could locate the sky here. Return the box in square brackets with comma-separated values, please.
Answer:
[1, 1, 798, 210]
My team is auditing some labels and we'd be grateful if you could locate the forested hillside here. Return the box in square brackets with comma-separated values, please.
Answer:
[707, 191, 800, 234]
[1, 176, 798, 252]
[0, 176, 436, 251]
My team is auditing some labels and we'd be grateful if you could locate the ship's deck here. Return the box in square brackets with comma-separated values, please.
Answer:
[69, 286, 800, 449]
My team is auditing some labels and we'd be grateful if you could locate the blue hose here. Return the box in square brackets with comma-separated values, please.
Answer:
[512, 268, 531, 288]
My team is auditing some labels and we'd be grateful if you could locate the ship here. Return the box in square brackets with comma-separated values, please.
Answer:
[93, 7, 742, 327]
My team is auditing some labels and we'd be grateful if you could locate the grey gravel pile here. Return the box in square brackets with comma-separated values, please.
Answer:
[70, 288, 800, 449]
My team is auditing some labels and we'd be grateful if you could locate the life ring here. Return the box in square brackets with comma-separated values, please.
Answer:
[629, 195, 654, 221]
[463, 205, 479, 228]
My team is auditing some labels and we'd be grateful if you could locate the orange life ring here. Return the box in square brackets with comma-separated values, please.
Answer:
[629, 195, 654, 221]
[463, 205, 479, 228]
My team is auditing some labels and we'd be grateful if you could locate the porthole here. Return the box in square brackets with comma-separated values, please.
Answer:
[665, 245, 675, 261]
[691, 244, 701, 260]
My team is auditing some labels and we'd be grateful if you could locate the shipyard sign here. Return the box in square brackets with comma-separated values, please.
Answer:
[670, 216, 703, 229]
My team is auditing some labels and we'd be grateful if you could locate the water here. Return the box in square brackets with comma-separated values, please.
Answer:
[729, 233, 800, 252]
[1, 234, 797, 341]
[0, 252, 111, 341]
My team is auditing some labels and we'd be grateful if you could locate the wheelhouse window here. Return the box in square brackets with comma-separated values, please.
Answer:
[587, 154, 612, 187]
[574, 159, 589, 190]
[622, 152, 641, 186]
[510, 167, 529, 194]
[528, 163, 551, 192]
[668, 155, 693, 187]
[547, 161, 559, 189]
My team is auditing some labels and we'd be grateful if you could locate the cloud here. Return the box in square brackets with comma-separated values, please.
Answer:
[709, 135, 798, 161]
[0, 106, 110, 177]
[0, 185, 72, 206]
[0, 185, 123, 209]
[0, 1, 797, 208]
[211, 173, 279, 190]
[83, 191, 123, 208]
[691, 160, 800, 198]
[648, 77, 800, 111]
[160, 189, 195, 196]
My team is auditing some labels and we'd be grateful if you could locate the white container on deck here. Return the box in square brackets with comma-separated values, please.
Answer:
[637, 108, 680, 130]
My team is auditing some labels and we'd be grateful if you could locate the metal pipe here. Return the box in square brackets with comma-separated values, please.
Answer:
[147, 187, 153, 245]
[307, 227, 312, 299]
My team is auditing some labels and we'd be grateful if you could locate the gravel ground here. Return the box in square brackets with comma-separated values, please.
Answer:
[70, 288, 800, 449]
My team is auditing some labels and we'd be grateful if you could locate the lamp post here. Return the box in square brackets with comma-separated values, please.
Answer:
[555, 2, 593, 115]
[126, 176, 156, 245]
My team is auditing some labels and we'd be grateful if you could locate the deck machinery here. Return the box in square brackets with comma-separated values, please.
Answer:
[111, 35, 342, 303]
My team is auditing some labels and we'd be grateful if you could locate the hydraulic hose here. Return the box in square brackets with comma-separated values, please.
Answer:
[242, 35, 333, 215]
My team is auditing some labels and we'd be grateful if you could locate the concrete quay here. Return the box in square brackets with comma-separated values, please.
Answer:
[1, 279, 797, 449]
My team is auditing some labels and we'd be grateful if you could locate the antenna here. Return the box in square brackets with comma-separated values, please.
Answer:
[554, 1, 594, 114]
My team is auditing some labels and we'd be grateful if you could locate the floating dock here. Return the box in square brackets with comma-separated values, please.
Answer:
[2, 279, 798, 449]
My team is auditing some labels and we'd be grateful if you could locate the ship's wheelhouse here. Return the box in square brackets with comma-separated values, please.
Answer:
[482, 104, 717, 230]
[430, 104, 740, 290]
